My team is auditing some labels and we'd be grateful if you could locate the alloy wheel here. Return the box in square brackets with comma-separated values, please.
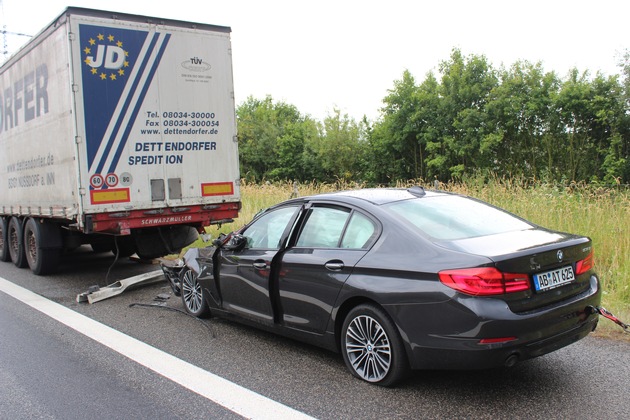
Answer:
[344, 314, 392, 382]
[181, 269, 203, 314]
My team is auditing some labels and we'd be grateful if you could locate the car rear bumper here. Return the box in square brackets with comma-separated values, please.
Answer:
[405, 315, 598, 370]
[387, 275, 601, 370]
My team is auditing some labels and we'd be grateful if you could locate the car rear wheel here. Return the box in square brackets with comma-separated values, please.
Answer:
[0, 217, 10, 262]
[180, 268, 210, 318]
[341, 304, 408, 386]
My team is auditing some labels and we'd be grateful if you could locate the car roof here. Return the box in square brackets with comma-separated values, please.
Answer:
[312, 187, 450, 205]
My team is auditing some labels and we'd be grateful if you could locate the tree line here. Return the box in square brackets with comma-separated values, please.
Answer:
[237, 48, 630, 186]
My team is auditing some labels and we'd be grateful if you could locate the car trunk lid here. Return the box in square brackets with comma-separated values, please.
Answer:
[438, 229, 595, 312]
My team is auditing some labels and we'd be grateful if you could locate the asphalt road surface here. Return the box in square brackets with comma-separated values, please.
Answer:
[1, 249, 629, 419]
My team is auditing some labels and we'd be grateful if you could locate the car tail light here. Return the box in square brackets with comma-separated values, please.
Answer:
[575, 250, 594, 275]
[439, 267, 530, 296]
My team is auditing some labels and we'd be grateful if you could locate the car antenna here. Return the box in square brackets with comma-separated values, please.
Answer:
[408, 186, 426, 197]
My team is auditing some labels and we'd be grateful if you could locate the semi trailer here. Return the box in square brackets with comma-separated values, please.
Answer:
[0, 7, 241, 274]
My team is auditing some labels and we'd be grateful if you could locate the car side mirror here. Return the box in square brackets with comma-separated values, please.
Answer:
[223, 234, 247, 251]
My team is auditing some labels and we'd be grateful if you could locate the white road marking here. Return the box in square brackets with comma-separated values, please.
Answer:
[0, 276, 315, 420]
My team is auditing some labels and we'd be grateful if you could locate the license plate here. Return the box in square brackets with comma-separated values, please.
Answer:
[533, 265, 575, 292]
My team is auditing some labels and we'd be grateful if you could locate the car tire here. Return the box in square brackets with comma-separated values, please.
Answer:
[180, 267, 210, 318]
[8, 217, 28, 268]
[24, 218, 62, 276]
[0, 217, 10, 262]
[341, 303, 408, 387]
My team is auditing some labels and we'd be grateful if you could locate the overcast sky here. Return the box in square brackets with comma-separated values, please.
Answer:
[1, 0, 627, 121]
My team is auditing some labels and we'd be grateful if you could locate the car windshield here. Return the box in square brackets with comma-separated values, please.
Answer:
[384, 195, 533, 241]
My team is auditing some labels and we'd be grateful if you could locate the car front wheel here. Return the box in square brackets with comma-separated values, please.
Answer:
[341, 304, 408, 387]
[180, 268, 210, 318]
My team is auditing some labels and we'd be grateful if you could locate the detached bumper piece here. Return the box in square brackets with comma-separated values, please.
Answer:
[76, 270, 164, 304]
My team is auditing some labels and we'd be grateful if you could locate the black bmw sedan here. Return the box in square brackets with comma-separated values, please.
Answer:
[169, 187, 601, 386]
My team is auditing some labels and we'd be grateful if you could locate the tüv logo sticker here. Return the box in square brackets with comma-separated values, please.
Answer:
[181, 56, 211, 72]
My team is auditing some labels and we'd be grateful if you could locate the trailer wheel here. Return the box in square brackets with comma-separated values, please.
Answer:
[24, 218, 62, 275]
[90, 237, 136, 257]
[112, 236, 137, 258]
[8, 217, 28, 268]
[0, 217, 10, 262]
[90, 242, 111, 253]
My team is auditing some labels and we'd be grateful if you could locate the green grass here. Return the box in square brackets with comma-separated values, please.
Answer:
[197, 179, 629, 340]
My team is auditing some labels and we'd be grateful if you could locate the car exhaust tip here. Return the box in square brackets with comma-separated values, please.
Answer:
[504, 354, 519, 368]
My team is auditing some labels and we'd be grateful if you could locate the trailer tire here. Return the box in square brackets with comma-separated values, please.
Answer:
[90, 242, 111, 253]
[24, 218, 62, 276]
[8, 217, 28, 268]
[90, 237, 136, 257]
[0, 217, 10, 262]
[133, 225, 198, 260]
[112, 236, 137, 258]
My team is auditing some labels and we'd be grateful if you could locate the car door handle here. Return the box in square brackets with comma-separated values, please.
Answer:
[325, 261, 344, 271]
[253, 261, 267, 269]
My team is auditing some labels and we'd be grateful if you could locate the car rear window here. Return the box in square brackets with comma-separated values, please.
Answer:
[384, 195, 533, 241]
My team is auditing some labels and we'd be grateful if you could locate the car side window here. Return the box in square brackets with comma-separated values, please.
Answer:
[295, 206, 377, 249]
[340, 212, 376, 249]
[242, 206, 299, 250]
[296, 207, 350, 248]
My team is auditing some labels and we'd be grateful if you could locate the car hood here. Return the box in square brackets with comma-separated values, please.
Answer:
[437, 228, 584, 258]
